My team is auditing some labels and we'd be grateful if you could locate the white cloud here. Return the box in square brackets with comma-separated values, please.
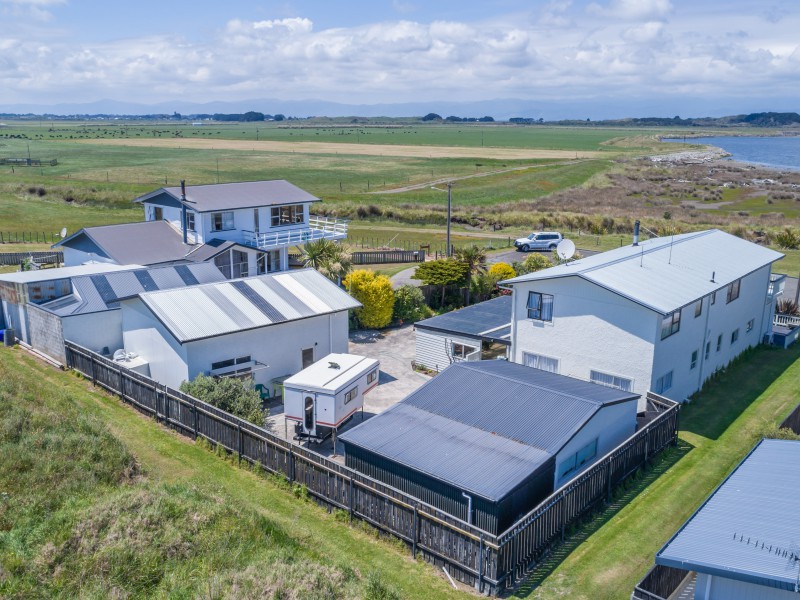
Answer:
[588, 0, 673, 21]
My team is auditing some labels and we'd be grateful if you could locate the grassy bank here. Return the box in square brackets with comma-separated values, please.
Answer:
[519, 344, 800, 599]
[0, 347, 463, 599]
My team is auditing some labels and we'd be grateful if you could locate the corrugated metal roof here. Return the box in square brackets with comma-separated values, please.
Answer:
[503, 229, 784, 314]
[340, 361, 638, 501]
[41, 263, 225, 316]
[134, 180, 320, 213]
[284, 353, 379, 393]
[137, 268, 361, 343]
[0, 263, 139, 284]
[415, 295, 512, 343]
[656, 439, 800, 592]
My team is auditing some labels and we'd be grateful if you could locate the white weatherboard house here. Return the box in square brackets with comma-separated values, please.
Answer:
[55, 180, 347, 277]
[120, 269, 361, 391]
[503, 229, 784, 406]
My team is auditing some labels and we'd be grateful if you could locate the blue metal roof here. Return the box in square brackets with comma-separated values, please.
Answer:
[340, 361, 639, 501]
[415, 295, 512, 343]
[657, 439, 800, 592]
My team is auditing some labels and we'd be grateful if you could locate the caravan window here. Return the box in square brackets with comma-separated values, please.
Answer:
[344, 386, 358, 405]
[367, 369, 378, 384]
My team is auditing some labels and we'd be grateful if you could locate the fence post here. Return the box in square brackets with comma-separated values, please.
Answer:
[237, 423, 242, 464]
[164, 385, 170, 426]
[606, 459, 613, 503]
[412, 503, 419, 558]
[348, 476, 354, 523]
[90, 354, 97, 385]
[644, 427, 650, 464]
[193, 397, 198, 439]
[288, 446, 295, 483]
[560, 491, 567, 541]
[117, 364, 124, 400]
[478, 534, 485, 594]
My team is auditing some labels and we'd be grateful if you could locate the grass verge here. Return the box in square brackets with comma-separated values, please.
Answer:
[0, 347, 464, 599]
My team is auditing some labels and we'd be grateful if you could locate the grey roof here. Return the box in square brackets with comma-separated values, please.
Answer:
[415, 295, 512, 344]
[135, 268, 361, 343]
[54, 221, 192, 266]
[340, 361, 639, 501]
[40, 263, 226, 317]
[134, 180, 320, 213]
[657, 439, 800, 592]
[0, 263, 139, 284]
[503, 229, 784, 315]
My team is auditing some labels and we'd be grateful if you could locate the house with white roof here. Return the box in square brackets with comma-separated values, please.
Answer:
[502, 229, 784, 406]
[54, 180, 347, 277]
[119, 268, 361, 391]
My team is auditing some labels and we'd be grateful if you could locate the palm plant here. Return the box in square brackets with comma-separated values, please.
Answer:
[454, 245, 487, 305]
[300, 239, 353, 285]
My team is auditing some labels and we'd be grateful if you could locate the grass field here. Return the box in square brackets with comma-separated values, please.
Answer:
[518, 344, 800, 599]
[0, 346, 464, 599]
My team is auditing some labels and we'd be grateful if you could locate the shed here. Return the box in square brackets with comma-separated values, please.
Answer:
[414, 295, 512, 371]
[283, 353, 380, 446]
[655, 439, 800, 599]
[339, 360, 639, 534]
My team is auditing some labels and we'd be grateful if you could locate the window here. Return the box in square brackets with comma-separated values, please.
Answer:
[523, 352, 559, 373]
[232, 250, 248, 279]
[694, 300, 702, 318]
[214, 251, 232, 279]
[254, 208, 260, 232]
[302, 348, 314, 369]
[731, 329, 739, 344]
[153, 206, 163, 221]
[452, 342, 477, 359]
[655, 371, 673, 394]
[716, 334, 723, 352]
[212, 355, 251, 371]
[344, 386, 358, 405]
[211, 211, 234, 231]
[559, 439, 598, 479]
[690, 350, 698, 370]
[211, 355, 252, 379]
[590, 370, 633, 392]
[271, 204, 304, 226]
[710, 291, 716, 305]
[661, 310, 681, 340]
[186, 211, 195, 231]
[367, 369, 378, 384]
[527, 291, 554, 322]
[726, 278, 741, 303]
[746, 318, 754, 333]
[705, 341, 711, 360]
[256, 250, 280, 275]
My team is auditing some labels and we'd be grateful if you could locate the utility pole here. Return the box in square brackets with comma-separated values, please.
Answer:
[431, 182, 454, 257]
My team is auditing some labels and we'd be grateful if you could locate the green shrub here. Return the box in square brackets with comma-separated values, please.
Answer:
[344, 270, 395, 329]
[392, 285, 429, 323]
[487, 262, 516, 281]
[179, 374, 266, 426]
[775, 227, 800, 250]
[513, 253, 553, 275]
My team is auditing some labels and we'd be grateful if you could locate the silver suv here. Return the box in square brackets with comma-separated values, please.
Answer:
[514, 231, 563, 252]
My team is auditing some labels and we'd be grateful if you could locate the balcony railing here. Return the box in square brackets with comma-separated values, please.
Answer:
[775, 313, 800, 328]
[243, 216, 348, 250]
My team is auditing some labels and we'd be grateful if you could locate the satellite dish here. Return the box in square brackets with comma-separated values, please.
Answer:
[59, 227, 67, 238]
[556, 239, 576, 261]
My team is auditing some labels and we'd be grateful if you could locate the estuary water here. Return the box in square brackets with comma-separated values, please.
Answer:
[664, 136, 800, 170]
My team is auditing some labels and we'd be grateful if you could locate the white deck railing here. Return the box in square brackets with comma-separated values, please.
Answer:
[243, 216, 348, 249]
[774, 313, 800, 328]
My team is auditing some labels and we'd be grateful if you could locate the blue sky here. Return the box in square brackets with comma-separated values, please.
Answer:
[2, 0, 799, 117]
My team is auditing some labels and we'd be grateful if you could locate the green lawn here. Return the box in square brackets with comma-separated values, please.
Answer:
[0, 347, 464, 599]
[519, 344, 800, 599]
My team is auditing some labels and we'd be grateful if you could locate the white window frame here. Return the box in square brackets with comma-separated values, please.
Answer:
[590, 369, 633, 392]
[271, 204, 304, 227]
[451, 342, 478, 359]
[690, 350, 698, 370]
[527, 291, 554, 322]
[186, 211, 196, 232]
[655, 370, 673, 394]
[523, 352, 559, 373]
[211, 211, 234, 232]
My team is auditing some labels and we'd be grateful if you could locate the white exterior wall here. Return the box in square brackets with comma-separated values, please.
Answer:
[414, 329, 482, 372]
[121, 298, 189, 388]
[695, 573, 798, 600]
[2, 300, 28, 342]
[62, 311, 123, 356]
[511, 277, 657, 409]
[651, 265, 774, 402]
[61, 247, 117, 267]
[183, 311, 349, 389]
[553, 398, 638, 487]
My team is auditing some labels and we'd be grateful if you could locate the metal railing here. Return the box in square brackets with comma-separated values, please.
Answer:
[243, 216, 348, 249]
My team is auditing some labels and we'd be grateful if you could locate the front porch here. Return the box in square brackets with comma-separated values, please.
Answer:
[243, 216, 347, 250]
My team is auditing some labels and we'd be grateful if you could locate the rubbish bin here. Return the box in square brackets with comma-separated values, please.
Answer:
[3, 329, 15, 346]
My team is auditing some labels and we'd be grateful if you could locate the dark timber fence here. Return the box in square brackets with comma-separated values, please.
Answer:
[0, 232, 62, 244]
[780, 401, 800, 435]
[64, 342, 679, 594]
[0, 251, 63, 266]
[288, 250, 426, 266]
[631, 564, 692, 600]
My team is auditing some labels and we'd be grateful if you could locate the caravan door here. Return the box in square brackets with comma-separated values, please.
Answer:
[303, 393, 316, 437]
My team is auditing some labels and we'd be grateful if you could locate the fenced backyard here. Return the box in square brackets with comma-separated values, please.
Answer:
[0, 250, 63, 266]
[64, 341, 679, 595]
[0, 231, 62, 244]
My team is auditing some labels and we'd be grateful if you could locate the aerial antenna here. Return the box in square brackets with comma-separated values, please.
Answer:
[556, 239, 576, 263]
[59, 227, 67, 238]
[668, 234, 674, 265]
[732, 533, 800, 591]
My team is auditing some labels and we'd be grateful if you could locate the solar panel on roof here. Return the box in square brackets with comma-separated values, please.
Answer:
[175, 265, 200, 285]
[133, 270, 159, 292]
[89, 274, 117, 305]
[231, 280, 285, 323]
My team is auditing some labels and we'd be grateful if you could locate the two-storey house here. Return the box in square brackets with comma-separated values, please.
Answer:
[55, 180, 347, 277]
[502, 229, 784, 406]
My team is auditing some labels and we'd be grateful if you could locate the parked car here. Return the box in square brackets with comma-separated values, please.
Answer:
[514, 231, 563, 252]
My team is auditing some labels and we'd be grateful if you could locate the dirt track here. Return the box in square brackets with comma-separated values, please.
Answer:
[80, 137, 606, 160]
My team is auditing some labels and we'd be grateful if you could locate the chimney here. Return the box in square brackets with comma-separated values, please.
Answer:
[180, 179, 188, 245]
[633, 220, 640, 246]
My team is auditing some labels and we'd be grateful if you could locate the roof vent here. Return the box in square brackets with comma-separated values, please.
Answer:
[711, 271, 716, 283]
[328, 361, 341, 370]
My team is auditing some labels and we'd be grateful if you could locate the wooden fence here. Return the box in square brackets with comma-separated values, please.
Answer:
[0, 232, 62, 244]
[289, 250, 426, 266]
[0, 158, 58, 167]
[631, 564, 692, 600]
[781, 401, 800, 434]
[0, 251, 63, 266]
[64, 342, 679, 594]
